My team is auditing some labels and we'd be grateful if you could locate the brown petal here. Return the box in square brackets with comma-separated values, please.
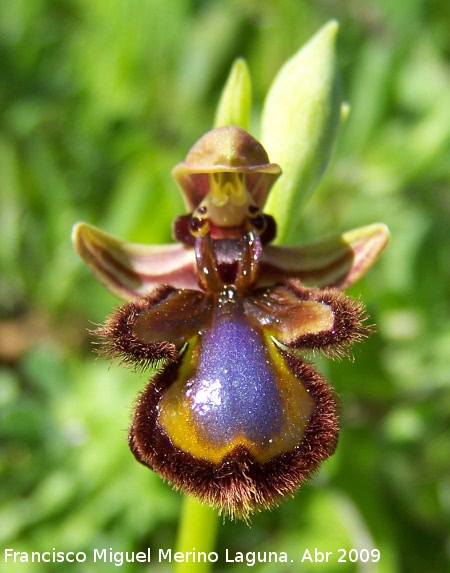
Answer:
[246, 282, 371, 358]
[96, 288, 212, 370]
[259, 223, 390, 289]
[72, 222, 199, 300]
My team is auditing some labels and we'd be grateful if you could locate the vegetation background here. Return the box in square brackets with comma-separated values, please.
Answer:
[1, 1, 449, 572]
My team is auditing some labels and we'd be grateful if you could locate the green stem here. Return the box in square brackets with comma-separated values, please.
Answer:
[174, 495, 220, 573]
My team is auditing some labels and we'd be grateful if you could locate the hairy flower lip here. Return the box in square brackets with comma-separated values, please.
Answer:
[129, 346, 339, 520]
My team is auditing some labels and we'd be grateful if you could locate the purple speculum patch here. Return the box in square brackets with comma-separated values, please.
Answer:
[187, 297, 285, 444]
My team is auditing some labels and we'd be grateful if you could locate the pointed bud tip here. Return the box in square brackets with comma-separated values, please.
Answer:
[71, 221, 86, 253]
[341, 102, 351, 122]
[214, 58, 252, 130]
[233, 57, 248, 74]
[307, 20, 339, 51]
[325, 19, 339, 36]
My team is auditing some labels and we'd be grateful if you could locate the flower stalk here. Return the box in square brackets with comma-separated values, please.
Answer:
[175, 497, 219, 573]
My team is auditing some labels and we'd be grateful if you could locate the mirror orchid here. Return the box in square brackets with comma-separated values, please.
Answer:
[72, 23, 389, 520]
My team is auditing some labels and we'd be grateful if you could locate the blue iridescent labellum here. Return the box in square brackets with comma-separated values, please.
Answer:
[74, 126, 389, 519]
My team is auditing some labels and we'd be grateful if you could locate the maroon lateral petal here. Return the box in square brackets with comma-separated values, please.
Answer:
[95, 288, 211, 370]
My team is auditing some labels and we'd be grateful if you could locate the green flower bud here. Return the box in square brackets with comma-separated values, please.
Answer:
[261, 21, 342, 242]
[214, 58, 252, 130]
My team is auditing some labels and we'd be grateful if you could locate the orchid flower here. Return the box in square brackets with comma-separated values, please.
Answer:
[72, 22, 389, 520]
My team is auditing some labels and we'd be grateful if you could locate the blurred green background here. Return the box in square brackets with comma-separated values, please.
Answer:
[1, 1, 449, 572]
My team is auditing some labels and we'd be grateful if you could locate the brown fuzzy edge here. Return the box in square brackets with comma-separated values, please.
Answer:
[283, 280, 374, 358]
[129, 349, 338, 521]
[94, 285, 178, 370]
